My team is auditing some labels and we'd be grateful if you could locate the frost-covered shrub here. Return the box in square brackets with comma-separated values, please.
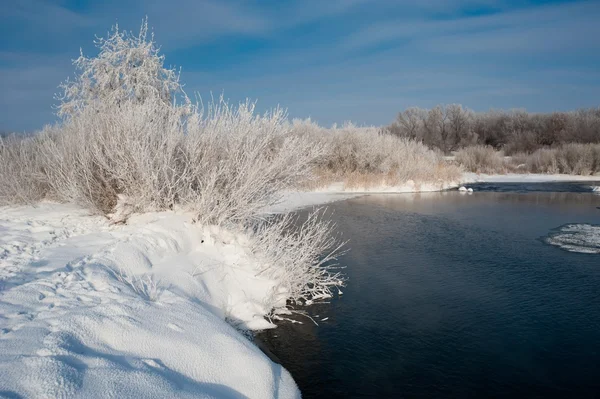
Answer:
[523, 144, 600, 175]
[455, 145, 506, 173]
[250, 209, 345, 305]
[0, 20, 345, 317]
[0, 20, 324, 225]
[182, 102, 324, 225]
[525, 148, 560, 174]
[292, 121, 461, 188]
[553, 144, 600, 175]
[0, 134, 47, 205]
[37, 95, 321, 223]
[57, 19, 189, 119]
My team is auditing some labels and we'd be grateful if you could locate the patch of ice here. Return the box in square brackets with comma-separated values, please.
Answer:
[591, 186, 600, 193]
[543, 224, 600, 254]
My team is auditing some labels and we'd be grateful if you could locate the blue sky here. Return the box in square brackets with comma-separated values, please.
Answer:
[1, 0, 599, 131]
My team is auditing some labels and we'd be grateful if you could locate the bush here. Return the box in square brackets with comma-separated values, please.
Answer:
[35, 97, 323, 225]
[293, 121, 461, 188]
[0, 134, 47, 205]
[523, 149, 560, 174]
[555, 144, 600, 175]
[519, 144, 600, 175]
[250, 209, 345, 305]
[453, 143, 600, 176]
[0, 22, 323, 227]
[455, 145, 506, 173]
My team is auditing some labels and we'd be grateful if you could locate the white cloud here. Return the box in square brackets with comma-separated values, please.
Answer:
[342, 0, 600, 53]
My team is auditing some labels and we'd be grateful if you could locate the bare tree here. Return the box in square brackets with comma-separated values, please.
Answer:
[446, 104, 477, 149]
[391, 107, 428, 140]
[386, 105, 600, 154]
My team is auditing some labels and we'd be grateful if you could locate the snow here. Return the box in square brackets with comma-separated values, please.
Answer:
[462, 172, 600, 183]
[266, 179, 462, 214]
[339, 181, 459, 193]
[266, 191, 360, 214]
[265, 178, 463, 215]
[0, 202, 300, 398]
[543, 224, 600, 254]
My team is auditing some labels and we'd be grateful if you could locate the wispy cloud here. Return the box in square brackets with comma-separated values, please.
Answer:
[143, 0, 269, 47]
[0, 59, 68, 130]
[342, 0, 600, 54]
[279, 0, 370, 25]
[139, 0, 369, 48]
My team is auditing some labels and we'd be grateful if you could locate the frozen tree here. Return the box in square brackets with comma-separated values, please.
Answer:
[446, 104, 477, 148]
[56, 18, 189, 119]
[391, 107, 428, 140]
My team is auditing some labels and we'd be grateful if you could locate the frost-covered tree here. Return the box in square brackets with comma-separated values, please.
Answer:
[56, 18, 189, 119]
[446, 104, 477, 148]
[390, 107, 427, 141]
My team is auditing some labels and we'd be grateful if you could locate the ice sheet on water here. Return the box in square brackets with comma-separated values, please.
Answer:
[543, 224, 600, 254]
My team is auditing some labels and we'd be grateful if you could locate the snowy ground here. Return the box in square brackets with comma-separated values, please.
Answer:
[462, 172, 600, 183]
[0, 203, 301, 398]
[265, 191, 359, 214]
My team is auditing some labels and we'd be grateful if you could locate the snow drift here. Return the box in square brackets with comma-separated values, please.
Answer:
[0, 203, 309, 398]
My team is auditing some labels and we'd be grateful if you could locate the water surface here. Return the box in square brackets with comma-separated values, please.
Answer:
[259, 183, 600, 398]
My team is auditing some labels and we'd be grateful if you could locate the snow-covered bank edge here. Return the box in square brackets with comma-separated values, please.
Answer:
[462, 172, 600, 183]
[266, 180, 461, 214]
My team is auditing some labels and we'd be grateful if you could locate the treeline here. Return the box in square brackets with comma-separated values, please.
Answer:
[387, 105, 600, 154]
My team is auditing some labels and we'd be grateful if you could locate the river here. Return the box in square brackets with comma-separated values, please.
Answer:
[258, 182, 600, 398]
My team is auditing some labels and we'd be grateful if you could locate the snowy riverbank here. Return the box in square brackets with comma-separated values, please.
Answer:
[2, 173, 597, 397]
[0, 203, 304, 398]
[462, 172, 600, 183]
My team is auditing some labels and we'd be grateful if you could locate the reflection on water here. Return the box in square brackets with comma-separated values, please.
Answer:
[258, 187, 600, 399]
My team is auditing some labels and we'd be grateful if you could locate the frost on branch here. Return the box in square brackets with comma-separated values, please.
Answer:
[56, 18, 189, 119]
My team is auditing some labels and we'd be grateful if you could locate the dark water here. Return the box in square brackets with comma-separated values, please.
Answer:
[259, 182, 600, 398]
